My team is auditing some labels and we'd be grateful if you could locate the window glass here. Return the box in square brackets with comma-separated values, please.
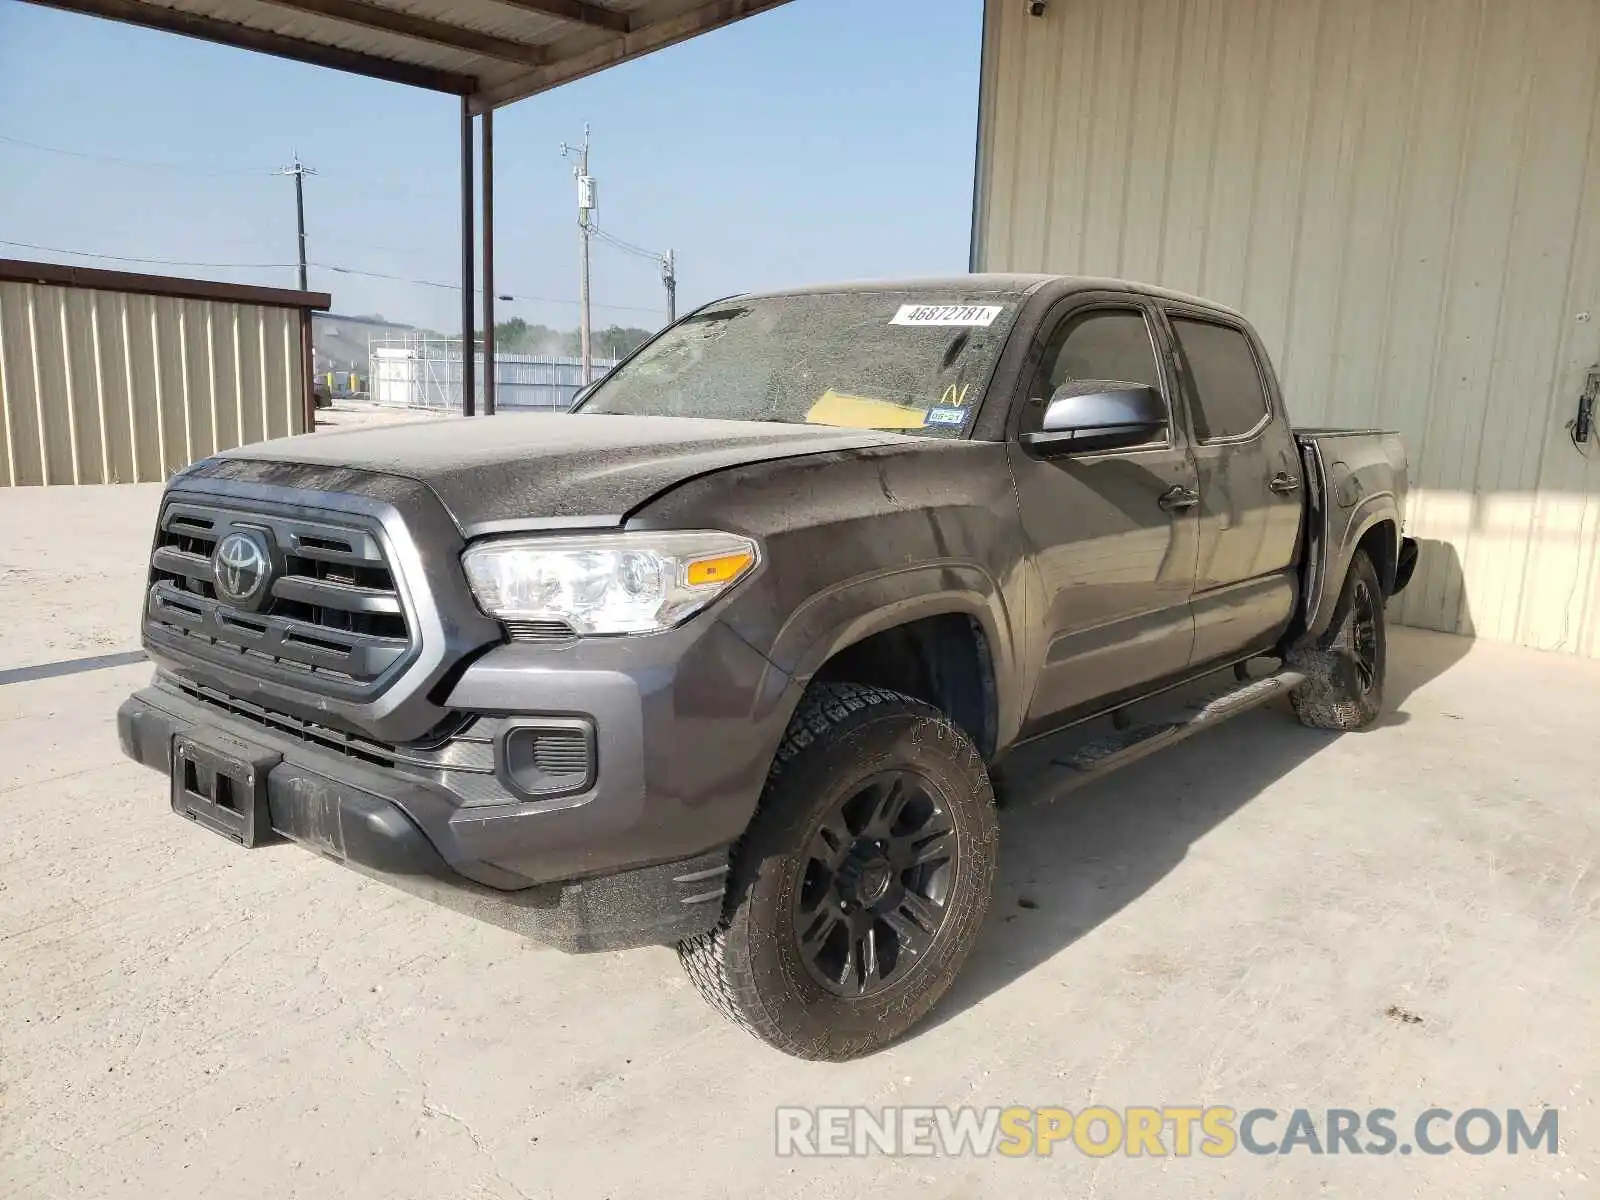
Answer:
[578, 292, 1021, 437]
[1022, 309, 1166, 439]
[1171, 318, 1270, 441]
[1043, 310, 1164, 393]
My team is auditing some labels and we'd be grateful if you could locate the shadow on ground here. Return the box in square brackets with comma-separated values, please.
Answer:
[930, 624, 1474, 1028]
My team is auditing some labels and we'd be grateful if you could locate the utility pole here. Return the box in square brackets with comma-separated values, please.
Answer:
[663, 248, 676, 323]
[560, 126, 594, 384]
[276, 154, 318, 292]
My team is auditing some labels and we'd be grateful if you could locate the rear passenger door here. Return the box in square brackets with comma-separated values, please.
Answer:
[1161, 308, 1303, 666]
[1007, 297, 1200, 731]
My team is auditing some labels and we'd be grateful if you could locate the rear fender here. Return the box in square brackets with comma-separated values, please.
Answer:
[1300, 501, 1398, 644]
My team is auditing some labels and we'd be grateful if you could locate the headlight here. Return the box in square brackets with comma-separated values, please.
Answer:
[461, 530, 759, 636]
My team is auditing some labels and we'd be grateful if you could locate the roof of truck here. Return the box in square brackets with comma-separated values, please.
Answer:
[731, 274, 1247, 319]
[734, 274, 1057, 299]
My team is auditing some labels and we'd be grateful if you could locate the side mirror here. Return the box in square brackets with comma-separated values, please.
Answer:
[1019, 381, 1166, 456]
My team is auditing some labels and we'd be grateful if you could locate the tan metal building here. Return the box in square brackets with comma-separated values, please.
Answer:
[0, 260, 329, 487]
[972, 0, 1600, 658]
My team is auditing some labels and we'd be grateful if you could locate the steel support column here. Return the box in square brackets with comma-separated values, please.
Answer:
[299, 307, 315, 432]
[482, 107, 496, 416]
[459, 94, 475, 416]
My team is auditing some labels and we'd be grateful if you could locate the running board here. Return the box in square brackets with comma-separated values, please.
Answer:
[1046, 669, 1307, 796]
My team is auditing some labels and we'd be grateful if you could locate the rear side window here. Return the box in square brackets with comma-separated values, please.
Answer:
[1170, 318, 1270, 442]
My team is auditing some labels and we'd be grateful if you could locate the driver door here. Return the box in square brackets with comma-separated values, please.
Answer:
[1005, 298, 1201, 732]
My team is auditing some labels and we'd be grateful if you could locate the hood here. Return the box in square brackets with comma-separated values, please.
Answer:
[221, 412, 911, 533]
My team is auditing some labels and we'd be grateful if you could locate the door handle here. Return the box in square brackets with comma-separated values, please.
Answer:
[1158, 486, 1199, 512]
[1269, 472, 1301, 494]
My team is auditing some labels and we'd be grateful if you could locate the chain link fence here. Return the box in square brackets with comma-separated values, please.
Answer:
[367, 336, 618, 412]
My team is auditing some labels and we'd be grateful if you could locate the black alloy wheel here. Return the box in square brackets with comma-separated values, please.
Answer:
[1349, 575, 1380, 696]
[1288, 548, 1387, 731]
[678, 683, 999, 1060]
[793, 770, 957, 997]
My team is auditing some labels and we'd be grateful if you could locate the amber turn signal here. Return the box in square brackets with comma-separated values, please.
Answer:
[686, 551, 755, 587]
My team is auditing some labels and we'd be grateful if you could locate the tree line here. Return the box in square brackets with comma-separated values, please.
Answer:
[487, 319, 655, 360]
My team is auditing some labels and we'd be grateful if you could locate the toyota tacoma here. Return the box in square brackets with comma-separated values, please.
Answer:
[119, 275, 1417, 1060]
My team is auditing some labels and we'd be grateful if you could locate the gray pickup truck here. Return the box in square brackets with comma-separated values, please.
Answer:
[119, 275, 1416, 1060]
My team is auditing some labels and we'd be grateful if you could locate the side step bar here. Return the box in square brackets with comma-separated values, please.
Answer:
[1046, 669, 1307, 797]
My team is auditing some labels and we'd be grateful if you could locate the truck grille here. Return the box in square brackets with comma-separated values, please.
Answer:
[145, 500, 414, 692]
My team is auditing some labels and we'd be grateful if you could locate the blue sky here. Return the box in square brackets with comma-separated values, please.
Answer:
[0, 0, 983, 333]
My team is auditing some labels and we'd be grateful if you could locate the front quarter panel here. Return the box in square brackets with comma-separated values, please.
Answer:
[631, 440, 1031, 749]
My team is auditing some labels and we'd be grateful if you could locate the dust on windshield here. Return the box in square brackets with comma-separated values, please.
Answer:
[573, 292, 1021, 437]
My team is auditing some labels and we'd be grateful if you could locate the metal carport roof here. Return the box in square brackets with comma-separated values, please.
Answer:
[22, 0, 793, 111]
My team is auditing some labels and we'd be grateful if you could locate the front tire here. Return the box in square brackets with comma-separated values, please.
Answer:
[1288, 548, 1387, 731]
[678, 683, 998, 1060]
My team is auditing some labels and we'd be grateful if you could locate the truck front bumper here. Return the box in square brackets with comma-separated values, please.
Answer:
[118, 619, 800, 952]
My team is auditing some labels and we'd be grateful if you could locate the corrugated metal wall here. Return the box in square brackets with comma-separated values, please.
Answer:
[975, 0, 1600, 657]
[0, 280, 307, 486]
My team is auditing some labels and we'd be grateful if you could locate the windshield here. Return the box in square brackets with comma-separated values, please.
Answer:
[574, 291, 1022, 437]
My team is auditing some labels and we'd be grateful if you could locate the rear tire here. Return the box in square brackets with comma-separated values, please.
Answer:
[1288, 548, 1387, 731]
[678, 682, 998, 1061]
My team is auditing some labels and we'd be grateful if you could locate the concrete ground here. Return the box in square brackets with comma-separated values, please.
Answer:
[310, 400, 458, 436]
[2, 484, 1597, 1199]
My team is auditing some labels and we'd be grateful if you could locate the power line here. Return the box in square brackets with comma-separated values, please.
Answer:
[313, 263, 662, 315]
[0, 132, 274, 177]
[3, 136, 676, 318]
[311, 263, 459, 290]
[592, 227, 665, 264]
[500, 288, 662, 318]
[591, 225, 676, 323]
[0, 238, 295, 271]
[0, 132, 423, 194]
[1, 240, 668, 316]
[592, 226, 661, 262]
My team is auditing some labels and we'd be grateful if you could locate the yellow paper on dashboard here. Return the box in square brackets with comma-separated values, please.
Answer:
[805, 389, 928, 430]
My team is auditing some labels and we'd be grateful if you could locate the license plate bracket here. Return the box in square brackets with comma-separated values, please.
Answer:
[171, 730, 283, 847]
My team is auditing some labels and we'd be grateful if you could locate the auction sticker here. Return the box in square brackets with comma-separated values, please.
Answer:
[890, 304, 1003, 327]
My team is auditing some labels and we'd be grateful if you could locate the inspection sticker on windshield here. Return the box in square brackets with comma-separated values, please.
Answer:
[890, 304, 1003, 327]
[925, 407, 969, 427]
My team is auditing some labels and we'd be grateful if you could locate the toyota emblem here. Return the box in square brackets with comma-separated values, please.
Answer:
[212, 530, 274, 609]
